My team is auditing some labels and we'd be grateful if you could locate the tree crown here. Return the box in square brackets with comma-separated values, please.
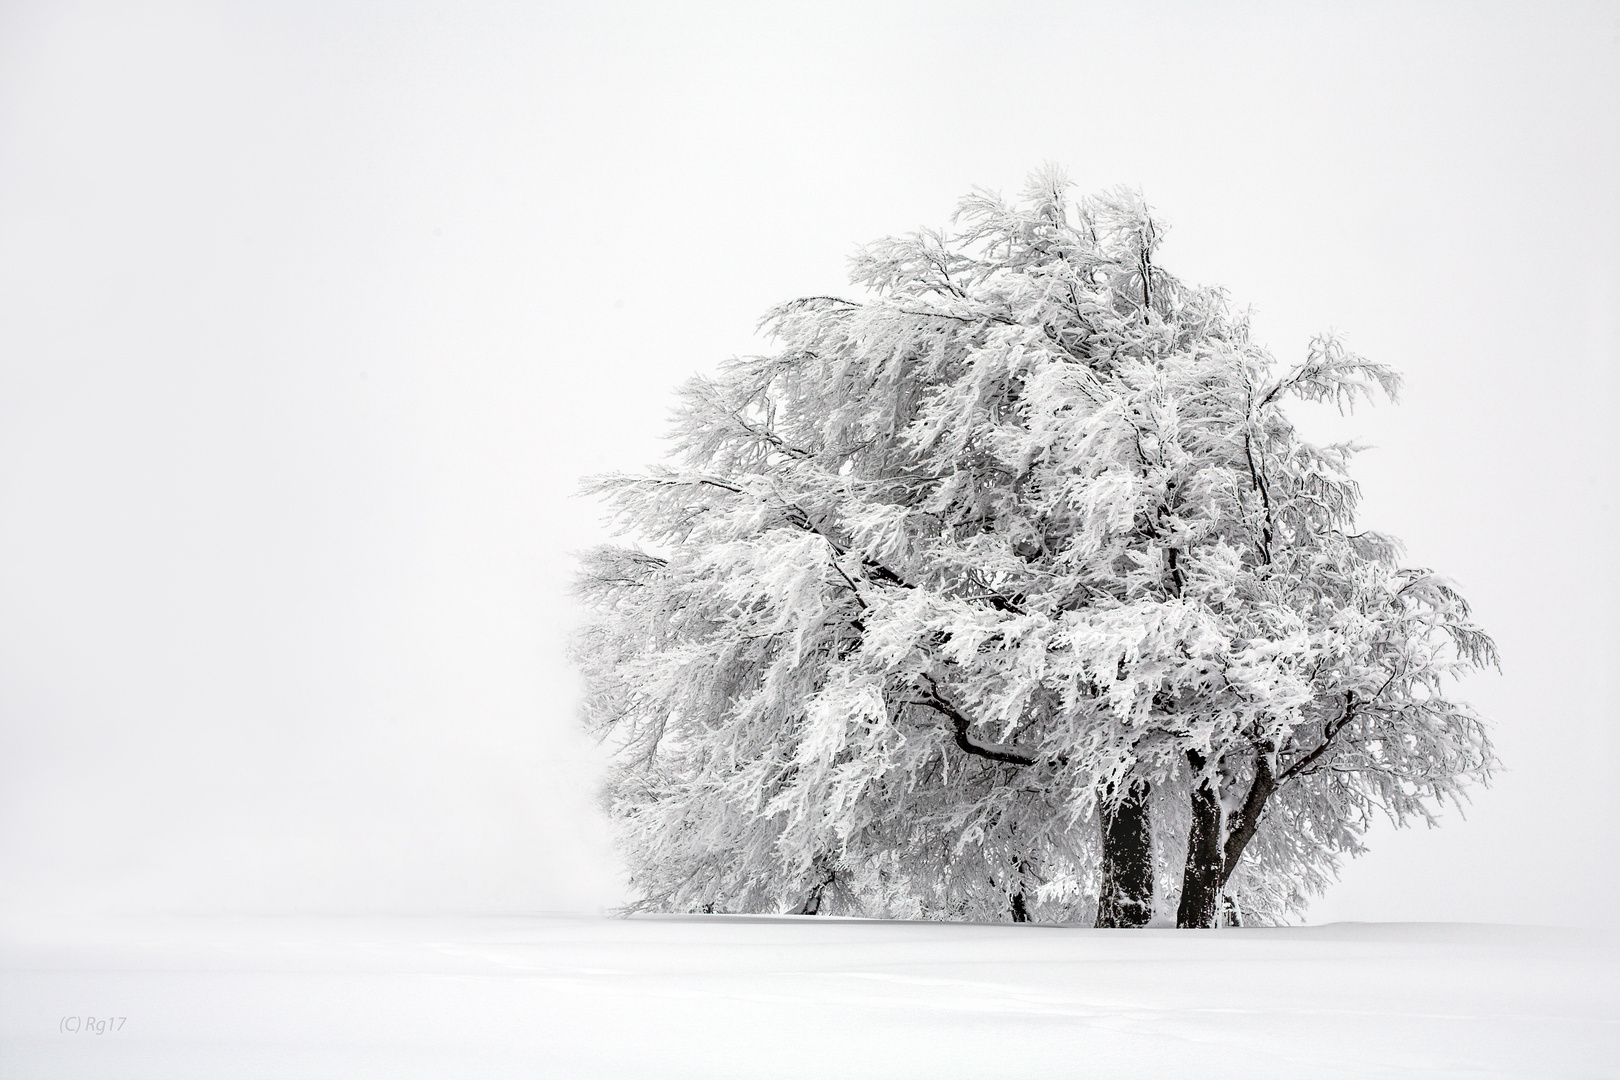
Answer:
[576, 170, 1495, 923]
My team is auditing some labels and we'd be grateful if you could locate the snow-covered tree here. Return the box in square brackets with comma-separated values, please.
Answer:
[574, 170, 1496, 927]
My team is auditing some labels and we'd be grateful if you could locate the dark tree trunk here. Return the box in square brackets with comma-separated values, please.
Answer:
[1178, 747, 1278, 928]
[1001, 858, 1033, 922]
[1177, 753, 1225, 929]
[796, 860, 835, 915]
[1094, 779, 1154, 928]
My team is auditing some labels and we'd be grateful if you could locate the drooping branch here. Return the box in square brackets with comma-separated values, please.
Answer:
[908, 676, 1036, 766]
[778, 503, 913, 592]
[575, 549, 669, 591]
[634, 475, 918, 595]
[649, 474, 1029, 615]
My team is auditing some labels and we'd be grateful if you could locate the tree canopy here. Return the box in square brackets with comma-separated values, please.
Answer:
[574, 170, 1496, 927]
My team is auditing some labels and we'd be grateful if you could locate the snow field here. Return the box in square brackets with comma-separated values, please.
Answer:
[1, 914, 1615, 1079]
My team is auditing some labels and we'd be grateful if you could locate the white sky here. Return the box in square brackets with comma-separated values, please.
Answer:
[0, 0, 1615, 925]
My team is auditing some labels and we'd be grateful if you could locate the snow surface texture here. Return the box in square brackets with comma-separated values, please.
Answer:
[2, 915, 1615, 1079]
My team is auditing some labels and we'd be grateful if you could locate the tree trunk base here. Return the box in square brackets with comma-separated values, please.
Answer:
[1177, 769, 1223, 928]
[1095, 780, 1154, 928]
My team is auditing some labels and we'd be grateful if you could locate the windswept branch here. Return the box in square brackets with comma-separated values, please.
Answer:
[638, 474, 1027, 614]
[778, 504, 913, 592]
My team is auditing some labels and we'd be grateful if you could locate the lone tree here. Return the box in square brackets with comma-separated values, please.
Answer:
[575, 170, 1496, 928]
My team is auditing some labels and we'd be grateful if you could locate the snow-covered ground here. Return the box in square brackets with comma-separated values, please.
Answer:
[2, 914, 1615, 1079]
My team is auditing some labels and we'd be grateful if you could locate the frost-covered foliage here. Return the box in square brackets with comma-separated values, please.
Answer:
[574, 170, 1496, 925]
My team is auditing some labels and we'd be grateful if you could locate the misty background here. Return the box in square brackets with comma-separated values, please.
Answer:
[0, 1, 1614, 926]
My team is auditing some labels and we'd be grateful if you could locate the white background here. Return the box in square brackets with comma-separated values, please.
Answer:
[0, 1, 1614, 926]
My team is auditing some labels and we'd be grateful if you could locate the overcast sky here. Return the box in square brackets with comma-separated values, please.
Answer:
[1, 0, 1615, 926]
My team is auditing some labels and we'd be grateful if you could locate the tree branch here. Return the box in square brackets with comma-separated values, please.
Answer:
[1279, 692, 1358, 782]
[909, 676, 1036, 766]
[729, 412, 814, 460]
[1218, 747, 1277, 889]
[1243, 431, 1273, 565]
[641, 474, 1026, 616]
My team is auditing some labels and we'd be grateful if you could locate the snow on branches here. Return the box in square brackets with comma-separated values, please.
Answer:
[573, 171, 1497, 927]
